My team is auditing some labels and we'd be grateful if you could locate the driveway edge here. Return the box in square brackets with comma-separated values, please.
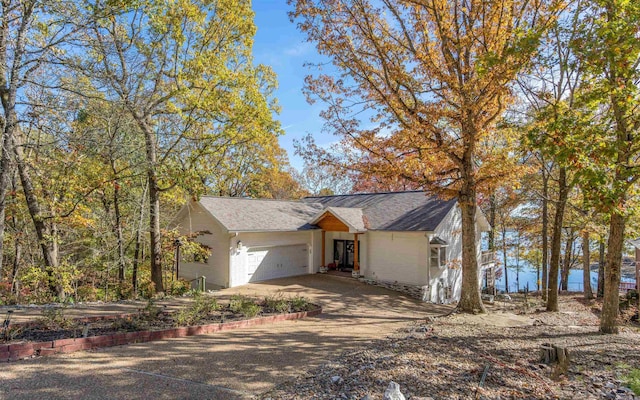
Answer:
[0, 307, 322, 362]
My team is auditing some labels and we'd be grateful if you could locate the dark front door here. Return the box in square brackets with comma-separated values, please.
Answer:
[333, 240, 359, 270]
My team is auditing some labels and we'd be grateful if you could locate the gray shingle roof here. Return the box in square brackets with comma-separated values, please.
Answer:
[302, 191, 456, 231]
[196, 191, 456, 232]
[198, 197, 322, 232]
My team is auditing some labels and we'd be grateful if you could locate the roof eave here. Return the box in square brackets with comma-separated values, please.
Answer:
[229, 228, 321, 233]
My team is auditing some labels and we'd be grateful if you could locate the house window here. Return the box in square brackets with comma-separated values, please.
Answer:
[429, 247, 447, 268]
[429, 236, 448, 268]
[430, 248, 440, 268]
[430, 247, 447, 268]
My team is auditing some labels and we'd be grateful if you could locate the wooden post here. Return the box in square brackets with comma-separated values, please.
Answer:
[321, 230, 326, 267]
[354, 233, 359, 271]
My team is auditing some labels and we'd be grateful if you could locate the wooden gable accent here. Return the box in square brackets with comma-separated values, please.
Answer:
[316, 212, 349, 232]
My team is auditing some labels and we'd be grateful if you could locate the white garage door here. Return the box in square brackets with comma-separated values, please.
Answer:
[247, 244, 308, 282]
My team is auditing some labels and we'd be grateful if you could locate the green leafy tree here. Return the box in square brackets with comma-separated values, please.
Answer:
[79, 0, 281, 292]
[0, 0, 80, 292]
[574, 0, 640, 333]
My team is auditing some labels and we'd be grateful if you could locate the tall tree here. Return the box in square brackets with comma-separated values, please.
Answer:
[575, 0, 640, 333]
[518, 0, 587, 311]
[582, 230, 593, 299]
[290, 0, 557, 312]
[80, 0, 280, 292]
[0, 0, 78, 292]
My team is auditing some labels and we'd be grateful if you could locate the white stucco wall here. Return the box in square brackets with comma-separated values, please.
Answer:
[173, 202, 230, 289]
[229, 231, 315, 287]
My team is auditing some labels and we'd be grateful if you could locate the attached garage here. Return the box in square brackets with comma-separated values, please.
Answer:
[247, 244, 309, 282]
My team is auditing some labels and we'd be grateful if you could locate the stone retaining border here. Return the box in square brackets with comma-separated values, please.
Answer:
[0, 307, 322, 362]
[360, 278, 429, 301]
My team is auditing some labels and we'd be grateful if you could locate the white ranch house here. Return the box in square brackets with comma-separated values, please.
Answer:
[170, 191, 494, 303]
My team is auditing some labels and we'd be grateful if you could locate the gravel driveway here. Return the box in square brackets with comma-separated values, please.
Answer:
[0, 274, 451, 399]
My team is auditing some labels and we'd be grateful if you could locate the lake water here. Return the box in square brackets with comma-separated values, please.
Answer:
[485, 231, 637, 292]
[494, 267, 636, 293]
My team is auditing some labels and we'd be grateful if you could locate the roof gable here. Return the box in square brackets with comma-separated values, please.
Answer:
[309, 207, 365, 233]
[198, 197, 322, 232]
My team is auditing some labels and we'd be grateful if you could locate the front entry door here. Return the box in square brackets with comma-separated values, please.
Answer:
[333, 240, 359, 270]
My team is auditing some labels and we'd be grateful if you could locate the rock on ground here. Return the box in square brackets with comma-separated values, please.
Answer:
[383, 381, 405, 400]
[260, 295, 640, 400]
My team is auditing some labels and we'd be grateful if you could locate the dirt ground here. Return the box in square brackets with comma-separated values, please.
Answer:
[264, 294, 640, 399]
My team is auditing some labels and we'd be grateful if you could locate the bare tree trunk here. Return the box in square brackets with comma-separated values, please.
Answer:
[600, 212, 625, 334]
[0, 0, 12, 276]
[0, 0, 38, 280]
[14, 135, 52, 270]
[132, 181, 148, 295]
[113, 182, 125, 284]
[561, 228, 574, 291]
[457, 175, 485, 313]
[597, 240, 605, 298]
[9, 172, 19, 292]
[0, 130, 10, 274]
[10, 236, 20, 292]
[147, 164, 162, 293]
[51, 218, 59, 268]
[132, 231, 141, 293]
[541, 168, 549, 300]
[547, 166, 568, 312]
[13, 132, 62, 298]
[583, 231, 593, 299]
[136, 116, 163, 293]
[112, 175, 125, 284]
[488, 195, 496, 250]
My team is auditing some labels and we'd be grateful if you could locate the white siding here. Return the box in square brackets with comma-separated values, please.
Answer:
[173, 202, 230, 288]
[366, 231, 428, 285]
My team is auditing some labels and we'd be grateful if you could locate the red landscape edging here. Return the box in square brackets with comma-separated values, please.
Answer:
[0, 307, 322, 362]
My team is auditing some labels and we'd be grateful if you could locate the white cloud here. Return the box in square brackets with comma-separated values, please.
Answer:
[284, 41, 312, 57]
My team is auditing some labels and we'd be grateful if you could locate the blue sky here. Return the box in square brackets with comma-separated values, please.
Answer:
[252, 1, 328, 171]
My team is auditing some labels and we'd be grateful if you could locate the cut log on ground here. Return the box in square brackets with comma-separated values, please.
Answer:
[540, 343, 571, 379]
